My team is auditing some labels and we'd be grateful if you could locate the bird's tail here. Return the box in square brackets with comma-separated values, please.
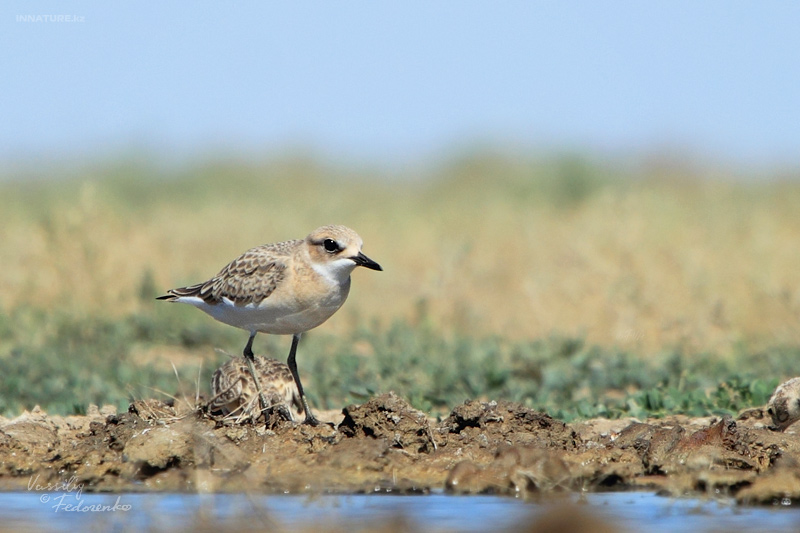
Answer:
[156, 282, 206, 301]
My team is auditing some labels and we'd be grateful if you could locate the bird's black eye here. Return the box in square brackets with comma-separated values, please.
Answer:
[323, 239, 339, 253]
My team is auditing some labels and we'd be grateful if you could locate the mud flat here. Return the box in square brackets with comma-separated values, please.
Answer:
[2, 393, 799, 505]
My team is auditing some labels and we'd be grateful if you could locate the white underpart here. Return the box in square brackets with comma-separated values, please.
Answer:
[170, 257, 358, 336]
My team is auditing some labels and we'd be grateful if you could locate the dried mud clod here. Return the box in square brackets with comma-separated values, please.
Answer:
[441, 400, 583, 452]
[4, 396, 800, 503]
[445, 446, 574, 498]
[339, 392, 434, 453]
[616, 416, 760, 475]
[736, 456, 800, 505]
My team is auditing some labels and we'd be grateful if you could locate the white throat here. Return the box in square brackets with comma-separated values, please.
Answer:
[312, 257, 357, 285]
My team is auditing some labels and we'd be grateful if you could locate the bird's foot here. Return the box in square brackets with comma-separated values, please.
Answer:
[303, 414, 321, 426]
[302, 414, 336, 428]
[274, 404, 294, 423]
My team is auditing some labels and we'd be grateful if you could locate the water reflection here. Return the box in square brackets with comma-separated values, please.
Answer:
[3, 491, 800, 532]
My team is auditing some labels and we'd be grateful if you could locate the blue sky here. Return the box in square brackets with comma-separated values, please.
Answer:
[2, 2, 799, 169]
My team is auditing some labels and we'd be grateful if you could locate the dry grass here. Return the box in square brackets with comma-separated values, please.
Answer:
[2, 154, 800, 358]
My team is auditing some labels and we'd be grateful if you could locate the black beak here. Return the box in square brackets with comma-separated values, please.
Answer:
[352, 252, 382, 271]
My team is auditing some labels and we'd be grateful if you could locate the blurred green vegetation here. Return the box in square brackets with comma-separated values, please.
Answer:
[1, 152, 799, 420]
[0, 301, 790, 420]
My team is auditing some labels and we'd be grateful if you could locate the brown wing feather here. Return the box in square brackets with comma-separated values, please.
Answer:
[158, 241, 298, 306]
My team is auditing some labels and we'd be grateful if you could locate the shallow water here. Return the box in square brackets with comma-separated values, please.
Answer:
[3, 490, 800, 532]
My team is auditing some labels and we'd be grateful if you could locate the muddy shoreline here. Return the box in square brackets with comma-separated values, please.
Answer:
[2, 393, 799, 505]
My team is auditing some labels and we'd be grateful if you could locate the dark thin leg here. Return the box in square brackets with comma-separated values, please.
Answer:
[243, 333, 256, 359]
[242, 332, 269, 413]
[286, 333, 320, 426]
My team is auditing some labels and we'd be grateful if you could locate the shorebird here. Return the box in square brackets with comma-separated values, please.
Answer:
[766, 377, 800, 432]
[157, 224, 382, 425]
[210, 355, 303, 423]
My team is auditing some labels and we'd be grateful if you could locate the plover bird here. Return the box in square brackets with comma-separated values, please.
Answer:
[157, 225, 382, 425]
[766, 377, 800, 432]
[210, 356, 303, 423]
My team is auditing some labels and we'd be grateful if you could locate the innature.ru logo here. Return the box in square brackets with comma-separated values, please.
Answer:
[17, 14, 85, 23]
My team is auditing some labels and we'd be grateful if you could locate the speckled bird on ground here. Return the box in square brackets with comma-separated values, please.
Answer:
[158, 224, 382, 425]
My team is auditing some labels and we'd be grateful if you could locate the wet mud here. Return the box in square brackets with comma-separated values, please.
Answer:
[2, 393, 800, 505]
